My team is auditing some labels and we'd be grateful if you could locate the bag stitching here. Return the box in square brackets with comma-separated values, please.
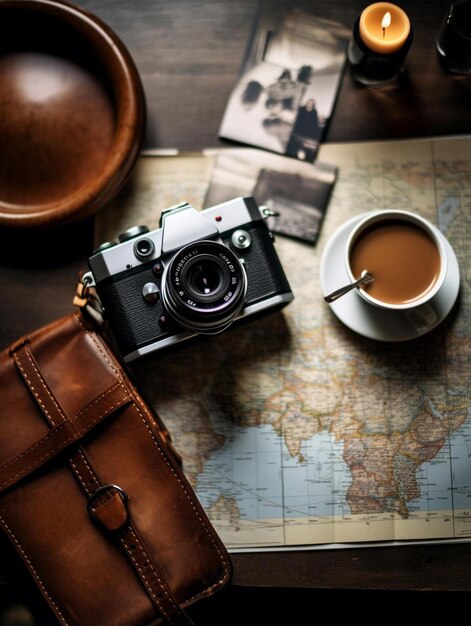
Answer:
[0, 513, 69, 626]
[130, 395, 231, 595]
[3, 316, 226, 622]
[13, 352, 57, 427]
[71, 449, 97, 497]
[121, 528, 172, 624]
[68, 442, 173, 623]
[74, 313, 119, 377]
[0, 383, 129, 489]
[0, 381, 123, 472]
[23, 344, 66, 425]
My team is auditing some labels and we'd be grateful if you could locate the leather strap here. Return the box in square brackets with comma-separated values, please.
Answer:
[71, 445, 194, 626]
[6, 337, 194, 625]
[0, 343, 131, 494]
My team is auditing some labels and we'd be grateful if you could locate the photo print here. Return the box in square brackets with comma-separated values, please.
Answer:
[219, 8, 349, 163]
[204, 148, 337, 245]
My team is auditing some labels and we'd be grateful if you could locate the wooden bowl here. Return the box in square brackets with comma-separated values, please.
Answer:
[0, 0, 146, 228]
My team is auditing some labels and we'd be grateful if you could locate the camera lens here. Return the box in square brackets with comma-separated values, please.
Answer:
[185, 259, 225, 297]
[161, 241, 247, 334]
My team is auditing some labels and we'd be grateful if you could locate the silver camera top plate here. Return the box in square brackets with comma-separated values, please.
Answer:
[89, 197, 262, 283]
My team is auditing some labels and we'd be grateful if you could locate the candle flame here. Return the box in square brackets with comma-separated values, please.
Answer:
[382, 11, 392, 30]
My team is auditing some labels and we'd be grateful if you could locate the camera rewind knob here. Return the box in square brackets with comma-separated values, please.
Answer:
[93, 241, 117, 255]
[118, 225, 150, 243]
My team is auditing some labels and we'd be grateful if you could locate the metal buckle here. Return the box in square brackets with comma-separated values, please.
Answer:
[87, 484, 129, 531]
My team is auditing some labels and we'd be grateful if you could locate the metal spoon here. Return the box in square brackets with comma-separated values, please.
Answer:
[324, 270, 374, 303]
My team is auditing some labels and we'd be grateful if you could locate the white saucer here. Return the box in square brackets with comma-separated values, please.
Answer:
[319, 213, 460, 341]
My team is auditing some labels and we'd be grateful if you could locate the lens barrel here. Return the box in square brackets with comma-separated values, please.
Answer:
[161, 240, 247, 333]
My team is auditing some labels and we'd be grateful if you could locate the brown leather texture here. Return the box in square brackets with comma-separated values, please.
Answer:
[0, 312, 232, 625]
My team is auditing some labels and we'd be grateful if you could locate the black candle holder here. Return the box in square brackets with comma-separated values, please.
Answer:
[348, 14, 413, 86]
[436, 0, 471, 74]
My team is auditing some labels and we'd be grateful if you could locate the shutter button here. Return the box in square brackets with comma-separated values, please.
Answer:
[231, 229, 251, 249]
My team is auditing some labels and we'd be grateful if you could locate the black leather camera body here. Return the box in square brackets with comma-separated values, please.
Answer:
[87, 197, 294, 362]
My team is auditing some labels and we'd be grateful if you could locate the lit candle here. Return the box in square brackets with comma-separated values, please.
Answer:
[359, 2, 411, 54]
[347, 2, 413, 85]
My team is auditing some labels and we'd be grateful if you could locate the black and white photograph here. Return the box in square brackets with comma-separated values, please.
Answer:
[218, 8, 350, 163]
[204, 148, 337, 244]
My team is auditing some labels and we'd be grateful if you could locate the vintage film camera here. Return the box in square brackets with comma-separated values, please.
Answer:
[86, 197, 294, 362]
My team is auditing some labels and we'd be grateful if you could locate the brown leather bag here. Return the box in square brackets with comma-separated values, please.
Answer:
[0, 312, 231, 625]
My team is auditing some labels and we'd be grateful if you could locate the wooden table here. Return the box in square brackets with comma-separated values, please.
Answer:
[1, 1, 470, 623]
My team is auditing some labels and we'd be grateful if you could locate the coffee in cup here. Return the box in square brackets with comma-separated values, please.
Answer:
[345, 210, 448, 327]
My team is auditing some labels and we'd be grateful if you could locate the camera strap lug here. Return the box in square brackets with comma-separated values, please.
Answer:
[260, 205, 280, 219]
[73, 271, 104, 327]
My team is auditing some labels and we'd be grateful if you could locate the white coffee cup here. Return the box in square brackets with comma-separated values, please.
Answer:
[345, 210, 448, 330]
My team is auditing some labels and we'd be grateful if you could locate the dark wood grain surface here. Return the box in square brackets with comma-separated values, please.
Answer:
[1, 0, 471, 623]
[77, 0, 471, 151]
